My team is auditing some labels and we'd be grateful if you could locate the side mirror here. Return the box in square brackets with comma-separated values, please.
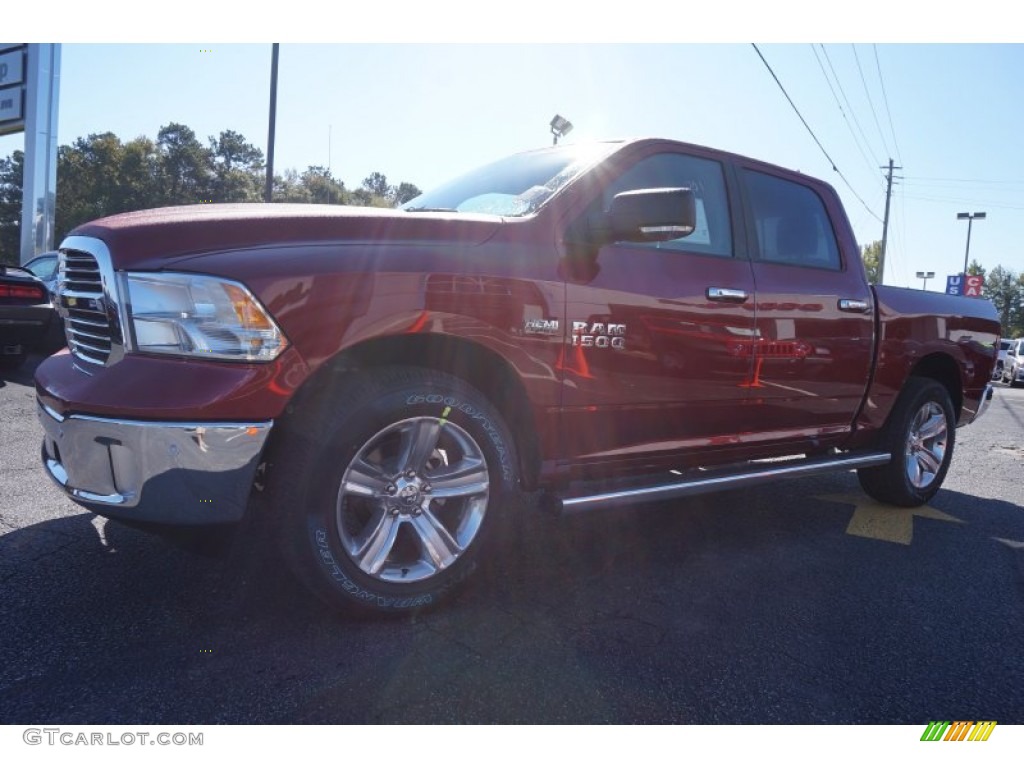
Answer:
[607, 187, 696, 243]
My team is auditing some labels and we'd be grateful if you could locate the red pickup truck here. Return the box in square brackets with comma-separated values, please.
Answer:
[35, 138, 999, 612]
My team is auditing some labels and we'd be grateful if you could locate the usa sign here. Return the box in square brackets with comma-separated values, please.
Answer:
[946, 274, 985, 297]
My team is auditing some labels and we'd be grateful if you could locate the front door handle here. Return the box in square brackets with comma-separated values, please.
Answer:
[707, 287, 749, 302]
[838, 298, 870, 313]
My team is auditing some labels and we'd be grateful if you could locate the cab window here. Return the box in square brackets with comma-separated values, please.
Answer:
[742, 170, 841, 270]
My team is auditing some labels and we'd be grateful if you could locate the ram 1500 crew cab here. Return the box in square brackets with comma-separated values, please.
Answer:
[35, 138, 1000, 612]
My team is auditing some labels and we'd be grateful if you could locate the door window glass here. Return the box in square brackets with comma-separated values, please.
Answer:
[604, 154, 733, 257]
[743, 170, 841, 270]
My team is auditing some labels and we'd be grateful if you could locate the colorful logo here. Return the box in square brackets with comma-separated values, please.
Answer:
[920, 721, 997, 741]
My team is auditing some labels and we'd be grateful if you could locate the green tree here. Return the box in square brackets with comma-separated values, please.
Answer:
[362, 171, 390, 199]
[0, 150, 23, 264]
[984, 265, 1023, 339]
[272, 168, 311, 203]
[210, 130, 263, 202]
[301, 166, 347, 205]
[119, 137, 164, 211]
[391, 181, 422, 206]
[56, 132, 131, 239]
[2, 124, 425, 253]
[966, 259, 986, 279]
[349, 171, 392, 208]
[861, 241, 882, 284]
[156, 122, 214, 203]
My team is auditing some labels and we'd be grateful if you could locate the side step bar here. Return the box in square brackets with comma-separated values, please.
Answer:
[548, 451, 891, 514]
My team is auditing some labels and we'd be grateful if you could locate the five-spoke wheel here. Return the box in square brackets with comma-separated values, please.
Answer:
[858, 376, 956, 507]
[272, 366, 518, 614]
[337, 417, 490, 583]
[902, 401, 948, 490]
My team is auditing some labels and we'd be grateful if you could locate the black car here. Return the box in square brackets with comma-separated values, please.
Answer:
[0, 263, 63, 371]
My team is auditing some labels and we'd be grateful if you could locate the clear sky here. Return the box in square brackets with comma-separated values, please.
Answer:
[4, 5, 1023, 290]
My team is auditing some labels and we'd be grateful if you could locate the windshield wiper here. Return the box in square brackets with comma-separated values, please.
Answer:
[404, 206, 459, 213]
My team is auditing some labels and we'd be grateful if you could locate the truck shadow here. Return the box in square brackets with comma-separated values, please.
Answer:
[1, 474, 1022, 723]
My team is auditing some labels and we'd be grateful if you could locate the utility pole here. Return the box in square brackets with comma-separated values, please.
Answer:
[878, 158, 901, 285]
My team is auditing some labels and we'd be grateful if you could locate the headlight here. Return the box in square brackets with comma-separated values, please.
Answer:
[125, 272, 288, 361]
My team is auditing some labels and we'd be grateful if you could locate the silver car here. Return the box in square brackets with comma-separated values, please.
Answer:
[1003, 338, 1024, 388]
[23, 251, 59, 296]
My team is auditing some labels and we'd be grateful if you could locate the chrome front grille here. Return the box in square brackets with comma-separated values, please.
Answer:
[61, 250, 104, 293]
[57, 240, 126, 366]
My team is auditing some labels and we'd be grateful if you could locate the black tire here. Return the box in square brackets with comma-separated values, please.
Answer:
[857, 376, 956, 507]
[269, 366, 519, 614]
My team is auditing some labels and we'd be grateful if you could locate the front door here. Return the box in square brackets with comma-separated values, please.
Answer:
[557, 147, 757, 470]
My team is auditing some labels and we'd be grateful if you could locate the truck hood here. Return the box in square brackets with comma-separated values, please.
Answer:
[67, 204, 503, 268]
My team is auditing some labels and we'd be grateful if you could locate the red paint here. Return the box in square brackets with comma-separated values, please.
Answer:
[38, 138, 1001, 487]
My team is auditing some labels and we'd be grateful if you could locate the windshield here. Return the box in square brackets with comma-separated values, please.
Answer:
[402, 142, 620, 217]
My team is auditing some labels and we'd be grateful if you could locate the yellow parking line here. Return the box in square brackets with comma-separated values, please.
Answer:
[817, 494, 963, 545]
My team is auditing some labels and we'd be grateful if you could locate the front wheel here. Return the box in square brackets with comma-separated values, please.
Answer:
[857, 376, 956, 507]
[271, 366, 520, 614]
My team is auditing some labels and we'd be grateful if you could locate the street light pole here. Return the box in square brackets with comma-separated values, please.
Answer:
[264, 43, 280, 203]
[915, 270, 935, 291]
[957, 211, 986, 278]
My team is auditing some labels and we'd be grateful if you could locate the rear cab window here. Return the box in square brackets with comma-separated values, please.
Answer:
[742, 169, 842, 270]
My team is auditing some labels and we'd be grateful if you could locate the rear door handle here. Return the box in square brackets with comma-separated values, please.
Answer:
[838, 299, 870, 313]
[707, 287, 749, 302]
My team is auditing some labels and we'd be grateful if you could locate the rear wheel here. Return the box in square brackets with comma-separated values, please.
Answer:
[270, 366, 519, 614]
[857, 376, 955, 507]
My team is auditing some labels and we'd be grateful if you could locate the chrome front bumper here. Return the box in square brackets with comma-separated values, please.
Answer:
[38, 400, 271, 525]
[973, 383, 994, 423]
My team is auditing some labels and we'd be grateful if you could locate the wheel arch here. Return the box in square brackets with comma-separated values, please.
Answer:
[269, 332, 542, 491]
[910, 353, 963, 422]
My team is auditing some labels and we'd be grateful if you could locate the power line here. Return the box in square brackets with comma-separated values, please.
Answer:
[852, 44, 892, 161]
[901, 193, 1024, 211]
[902, 175, 1024, 186]
[888, 193, 908, 286]
[897, 172, 909, 285]
[872, 45, 903, 165]
[820, 45, 881, 168]
[751, 44, 883, 224]
[810, 44, 882, 186]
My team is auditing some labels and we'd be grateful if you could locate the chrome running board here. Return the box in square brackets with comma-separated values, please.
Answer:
[550, 451, 891, 514]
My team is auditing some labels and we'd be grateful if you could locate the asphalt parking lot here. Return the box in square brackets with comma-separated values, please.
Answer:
[2, 355, 1022, 724]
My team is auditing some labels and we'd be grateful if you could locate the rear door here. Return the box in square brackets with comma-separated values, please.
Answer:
[736, 164, 874, 447]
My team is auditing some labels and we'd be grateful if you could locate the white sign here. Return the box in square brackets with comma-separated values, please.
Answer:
[0, 48, 23, 86]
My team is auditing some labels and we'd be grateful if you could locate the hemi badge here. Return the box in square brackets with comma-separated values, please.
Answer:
[524, 318, 560, 336]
